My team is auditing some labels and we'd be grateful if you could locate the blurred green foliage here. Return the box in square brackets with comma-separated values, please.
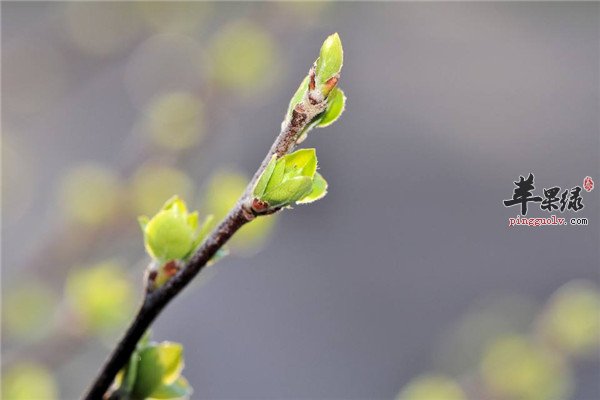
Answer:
[144, 92, 205, 151]
[539, 280, 600, 357]
[2, 281, 58, 342]
[65, 3, 141, 56]
[397, 374, 466, 400]
[60, 164, 123, 227]
[208, 21, 278, 92]
[65, 260, 135, 334]
[1, 362, 58, 400]
[399, 281, 599, 400]
[136, 2, 212, 34]
[481, 334, 572, 400]
[276, 1, 331, 21]
[434, 295, 538, 376]
[130, 164, 194, 217]
[202, 171, 276, 254]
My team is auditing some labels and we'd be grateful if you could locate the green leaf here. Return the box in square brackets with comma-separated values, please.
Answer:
[186, 212, 199, 231]
[265, 157, 286, 193]
[317, 88, 346, 128]
[156, 343, 184, 385]
[144, 210, 195, 261]
[262, 176, 313, 208]
[132, 342, 184, 399]
[287, 75, 309, 116]
[283, 148, 317, 178]
[163, 196, 187, 214]
[253, 155, 277, 197]
[297, 172, 328, 204]
[149, 377, 193, 400]
[121, 351, 140, 394]
[141, 196, 208, 263]
[315, 33, 343, 84]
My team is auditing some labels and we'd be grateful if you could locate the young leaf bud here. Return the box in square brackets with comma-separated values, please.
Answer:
[253, 149, 327, 210]
[297, 172, 328, 204]
[315, 33, 343, 95]
[317, 88, 346, 128]
[261, 176, 313, 208]
[139, 196, 209, 263]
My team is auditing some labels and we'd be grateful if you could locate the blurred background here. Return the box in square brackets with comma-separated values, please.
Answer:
[1, 2, 599, 399]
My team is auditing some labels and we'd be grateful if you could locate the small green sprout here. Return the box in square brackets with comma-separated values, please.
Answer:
[138, 196, 211, 263]
[316, 87, 346, 127]
[286, 33, 346, 141]
[253, 148, 328, 210]
[114, 333, 192, 400]
[315, 32, 343, 95]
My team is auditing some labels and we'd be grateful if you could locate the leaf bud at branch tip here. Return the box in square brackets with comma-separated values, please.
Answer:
[316, 32, 343, 86]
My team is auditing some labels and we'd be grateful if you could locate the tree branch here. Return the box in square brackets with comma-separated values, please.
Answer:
[82, 70, 329, 400]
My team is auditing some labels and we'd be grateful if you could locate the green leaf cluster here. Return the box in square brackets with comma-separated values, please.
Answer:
[139, 196, 212, 263]
[253, 149, 327, 209]
[115, 335, 192, 400]
[286, 33, 346, 140]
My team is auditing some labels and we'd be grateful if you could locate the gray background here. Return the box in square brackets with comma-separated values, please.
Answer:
[2, 2, 599, 399]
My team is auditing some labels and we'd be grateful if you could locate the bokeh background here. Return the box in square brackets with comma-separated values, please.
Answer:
[2, 2, 599, 399]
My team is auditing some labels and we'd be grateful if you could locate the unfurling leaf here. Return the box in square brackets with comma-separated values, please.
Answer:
[268, 157, 286, 192]
[317, 88, 346, 128]
[298, 172, 328, 204]
[149, 377, 192, 400]
[261, 176, 314, 208]
[315, 32, 343, 86]
[121, 350, 140, 394]
[139, 196, 211, 263]
[253, 155, 277, 198]
[287, 76, 310, 117]
[254, 149, 328, 210]
[282, 148, 317, 178]
[131, 342, 184, 398]
[114, 334, 192, 400]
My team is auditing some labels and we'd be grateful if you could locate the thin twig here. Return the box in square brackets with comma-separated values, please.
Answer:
[83, 67, 329, 400]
